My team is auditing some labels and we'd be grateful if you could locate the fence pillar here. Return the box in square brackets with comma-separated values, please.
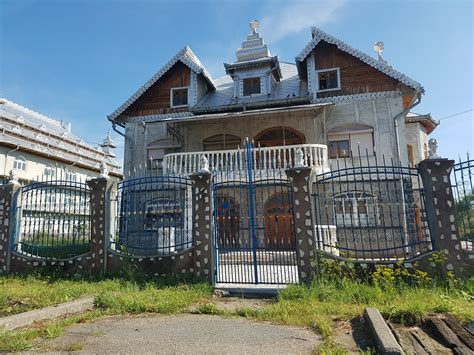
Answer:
[189, 171, 214, 283]
[286, 167, 315, 284]
[0, 180, 21, 274]
[418, 158, 466, 276]
[87, 176, 115, 276]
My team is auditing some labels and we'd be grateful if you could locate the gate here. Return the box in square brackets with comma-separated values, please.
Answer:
[212, 140, 298, 284]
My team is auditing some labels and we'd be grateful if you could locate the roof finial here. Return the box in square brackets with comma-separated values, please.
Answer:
[250, 20, 259, 34]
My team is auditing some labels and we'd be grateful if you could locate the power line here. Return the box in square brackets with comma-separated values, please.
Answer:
[439, 109, 473, 121]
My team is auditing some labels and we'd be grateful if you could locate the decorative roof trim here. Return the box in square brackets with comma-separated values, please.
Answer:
[313, 90, 401, 104]
[108, 46, 215, 121]
[296, 27, 423, 92]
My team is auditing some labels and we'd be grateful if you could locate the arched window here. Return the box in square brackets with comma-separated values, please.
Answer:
[13, 156, 27, 171]
[333, 191, 379, 227]
[254, 127, 305, 147]
[203, 134, 241, 151]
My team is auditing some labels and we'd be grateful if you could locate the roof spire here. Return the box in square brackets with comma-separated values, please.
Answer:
[235, 19, 271, 62]
[250, 20, 259, 34]
[100, 129, 117, 156]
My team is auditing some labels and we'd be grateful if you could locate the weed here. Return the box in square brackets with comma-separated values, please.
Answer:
[193, 303, 221, 315]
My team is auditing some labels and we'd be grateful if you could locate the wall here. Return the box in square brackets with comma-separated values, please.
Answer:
[405, 122, 428, 165]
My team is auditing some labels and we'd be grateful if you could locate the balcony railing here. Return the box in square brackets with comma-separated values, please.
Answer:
[162, 144, 328, 177]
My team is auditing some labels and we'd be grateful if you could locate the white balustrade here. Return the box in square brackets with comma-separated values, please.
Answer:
[163, 144, 328, 177]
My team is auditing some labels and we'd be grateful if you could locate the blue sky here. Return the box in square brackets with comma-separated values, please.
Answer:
[1, 0, 473, 164]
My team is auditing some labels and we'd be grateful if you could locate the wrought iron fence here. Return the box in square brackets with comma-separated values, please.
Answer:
[14, 177, 91, 259]
[312, 155, 433, 262]
[452, 153, 473, 249]
[113, 172, 193, 256]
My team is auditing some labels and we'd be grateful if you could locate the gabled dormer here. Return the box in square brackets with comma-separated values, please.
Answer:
[223, 20, 282, 99]
[108, 46, 215, 123]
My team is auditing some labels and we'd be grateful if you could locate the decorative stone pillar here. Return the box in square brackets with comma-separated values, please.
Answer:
[418, 158, 466, 276]
[87, 176, 115, 276]
[189, 171, 214, 283]
[0, 179, 21, 274]
[286, 167, 315, 283]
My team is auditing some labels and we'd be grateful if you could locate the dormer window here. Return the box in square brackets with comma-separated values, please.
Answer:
[316, 68, 341, 92]
[243, 77, 261, 96]
[170, 87, 188, 108]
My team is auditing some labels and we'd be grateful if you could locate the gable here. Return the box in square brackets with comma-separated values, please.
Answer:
[313, 41, 415, 101]
[123, 62, 191, 117]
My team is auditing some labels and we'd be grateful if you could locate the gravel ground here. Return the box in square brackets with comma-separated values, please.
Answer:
[34, 313, 323, 354]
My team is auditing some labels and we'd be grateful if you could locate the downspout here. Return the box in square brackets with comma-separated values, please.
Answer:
[3, 145, 20, 179]
[393, 93, 422, 164]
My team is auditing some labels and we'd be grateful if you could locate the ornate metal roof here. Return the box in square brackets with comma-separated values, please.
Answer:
[108, 46, 215, 121]
[296, 26, 424, 92]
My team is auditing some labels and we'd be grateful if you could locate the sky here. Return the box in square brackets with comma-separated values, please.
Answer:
[1, 0, 473, 165]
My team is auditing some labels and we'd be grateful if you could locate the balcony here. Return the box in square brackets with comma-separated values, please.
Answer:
[162, 144, 328, 178]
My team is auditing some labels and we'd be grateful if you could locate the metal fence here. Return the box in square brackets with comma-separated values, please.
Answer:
[312, 155, 433, 262]
[14, 177, 91, 259]
[113, 173, 193, 256]
[452, 153, 473, 249]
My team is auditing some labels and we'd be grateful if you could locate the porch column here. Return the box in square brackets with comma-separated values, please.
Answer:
[286, 167, 315, 284]
[418, 158, 469, 277]
[0, 178, 21, 274]
[87, 176, 115, 276]
[189, 171, 214, 283]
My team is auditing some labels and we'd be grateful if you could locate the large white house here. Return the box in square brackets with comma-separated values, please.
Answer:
[0, 98, 122, 184]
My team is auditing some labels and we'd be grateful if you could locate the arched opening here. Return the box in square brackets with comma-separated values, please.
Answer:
[254, 127, 305, 147]
[264, 191, 295, 249]
[216, 194, 240, 248]
[203, 134, 241, 151]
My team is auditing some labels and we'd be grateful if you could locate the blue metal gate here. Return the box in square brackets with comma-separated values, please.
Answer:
[212, 140, 298, 284]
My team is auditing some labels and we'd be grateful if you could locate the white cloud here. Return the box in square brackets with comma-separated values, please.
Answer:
[260, 0, 346, 43]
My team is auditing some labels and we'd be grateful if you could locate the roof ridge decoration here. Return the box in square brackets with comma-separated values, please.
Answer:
[108, 46, 215, 121]
[0, 98, 68, 129]
[295, 27, 423, 92]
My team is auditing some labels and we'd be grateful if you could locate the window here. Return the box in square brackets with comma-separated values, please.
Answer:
[170, 87, 188, 107]
[44, 165, 55, 179]
[243, 77, 261, 96]
[13, 157, 26, 171]
[407, 144, 415, 167]
[65, 170, 77, 182]
[317, 68, 340, 92]
[333, 192, 379, 227]
[329, 140, 350, 158]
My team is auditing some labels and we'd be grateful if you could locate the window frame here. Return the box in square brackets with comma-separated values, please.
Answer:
[13, 156, 27, 171]
[44, 165, 56, 179]
[170, 86, 189, 108]
[316, 67, 341, 93]
[333, 191, 380, 227]
[242, 77, 262, 97]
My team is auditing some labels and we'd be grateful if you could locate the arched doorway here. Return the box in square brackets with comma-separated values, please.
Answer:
[264, 192, 295, 249]
[255, 127, 305, 147]
[216, 194, 240, 248]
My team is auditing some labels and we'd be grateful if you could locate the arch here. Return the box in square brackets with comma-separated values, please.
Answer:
[264, 191, 295, 249]
[216, 194, 240, 248]
[254, 126, 305, 147]
[203, 134, 241, 151]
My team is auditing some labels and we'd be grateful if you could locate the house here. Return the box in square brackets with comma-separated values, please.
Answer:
[107, 22, 437, 260]
[108, 21, 437, 177]
[0, 98, 122, 184]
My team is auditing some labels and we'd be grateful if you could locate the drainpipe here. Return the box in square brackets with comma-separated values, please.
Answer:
[3, 145, 20, 179]
[393, 94, 422, 164]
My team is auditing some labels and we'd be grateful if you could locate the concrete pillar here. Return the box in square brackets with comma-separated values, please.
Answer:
[286, 167, 315, 283]
[189, 172, 214, 283]
[418, 158, 467, 276]
[87, 177, 115, 276]
[0, 180, 21, 274]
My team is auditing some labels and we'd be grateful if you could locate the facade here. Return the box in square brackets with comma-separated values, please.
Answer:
[0, 98, 122, 184]
[108, 23, 437, 177]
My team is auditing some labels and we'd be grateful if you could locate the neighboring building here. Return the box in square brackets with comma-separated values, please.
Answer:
[0, 98, 122, 184]
[108, 22, 437, 176]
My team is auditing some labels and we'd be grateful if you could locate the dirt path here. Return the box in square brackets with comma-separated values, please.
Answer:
[36, 313, 323, 354]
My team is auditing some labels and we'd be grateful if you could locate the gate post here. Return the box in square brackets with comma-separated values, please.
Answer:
[418, 158, 467, 277]
[286, 167, 315, 284]
[0, 177, 21, 274]
[189, 171, 214, 283]
[87, 174, 115, 276]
